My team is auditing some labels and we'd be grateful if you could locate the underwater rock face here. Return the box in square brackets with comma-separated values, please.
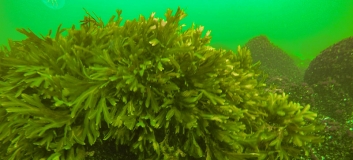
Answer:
[245, 35, 303, 83]
[304, 36, 353, 97]
[304, 36, 353, 122]
[41, 0, 65, 10]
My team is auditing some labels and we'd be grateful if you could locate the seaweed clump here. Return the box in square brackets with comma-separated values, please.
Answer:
[0, 8, 322, 160]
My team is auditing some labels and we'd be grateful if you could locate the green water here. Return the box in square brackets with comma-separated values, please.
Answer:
[1, 0, 353, 67]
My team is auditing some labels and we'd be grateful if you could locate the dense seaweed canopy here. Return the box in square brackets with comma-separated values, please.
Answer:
[0, 7, 322, 160]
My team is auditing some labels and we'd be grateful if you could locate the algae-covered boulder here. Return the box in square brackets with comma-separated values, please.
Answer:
[304, 37, 353, 122]
[245, 35, 303, 83]
[304, 36, 353, 96]
[0, 8, 322, 160]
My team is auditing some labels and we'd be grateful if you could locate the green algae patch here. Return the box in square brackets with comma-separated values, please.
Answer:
[0, 7, 322, 160]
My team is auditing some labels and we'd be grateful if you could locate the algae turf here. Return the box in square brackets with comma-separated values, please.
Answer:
[0, 7, 323, 160]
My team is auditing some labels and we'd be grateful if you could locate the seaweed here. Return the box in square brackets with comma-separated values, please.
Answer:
[0, 7, 322, 160]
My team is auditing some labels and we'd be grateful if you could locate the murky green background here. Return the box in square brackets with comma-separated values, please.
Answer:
[1, 0, 353, 67]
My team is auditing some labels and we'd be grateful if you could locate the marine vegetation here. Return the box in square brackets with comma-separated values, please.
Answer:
[42, 0, 65, 10]
[0, 7, 323, 160]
